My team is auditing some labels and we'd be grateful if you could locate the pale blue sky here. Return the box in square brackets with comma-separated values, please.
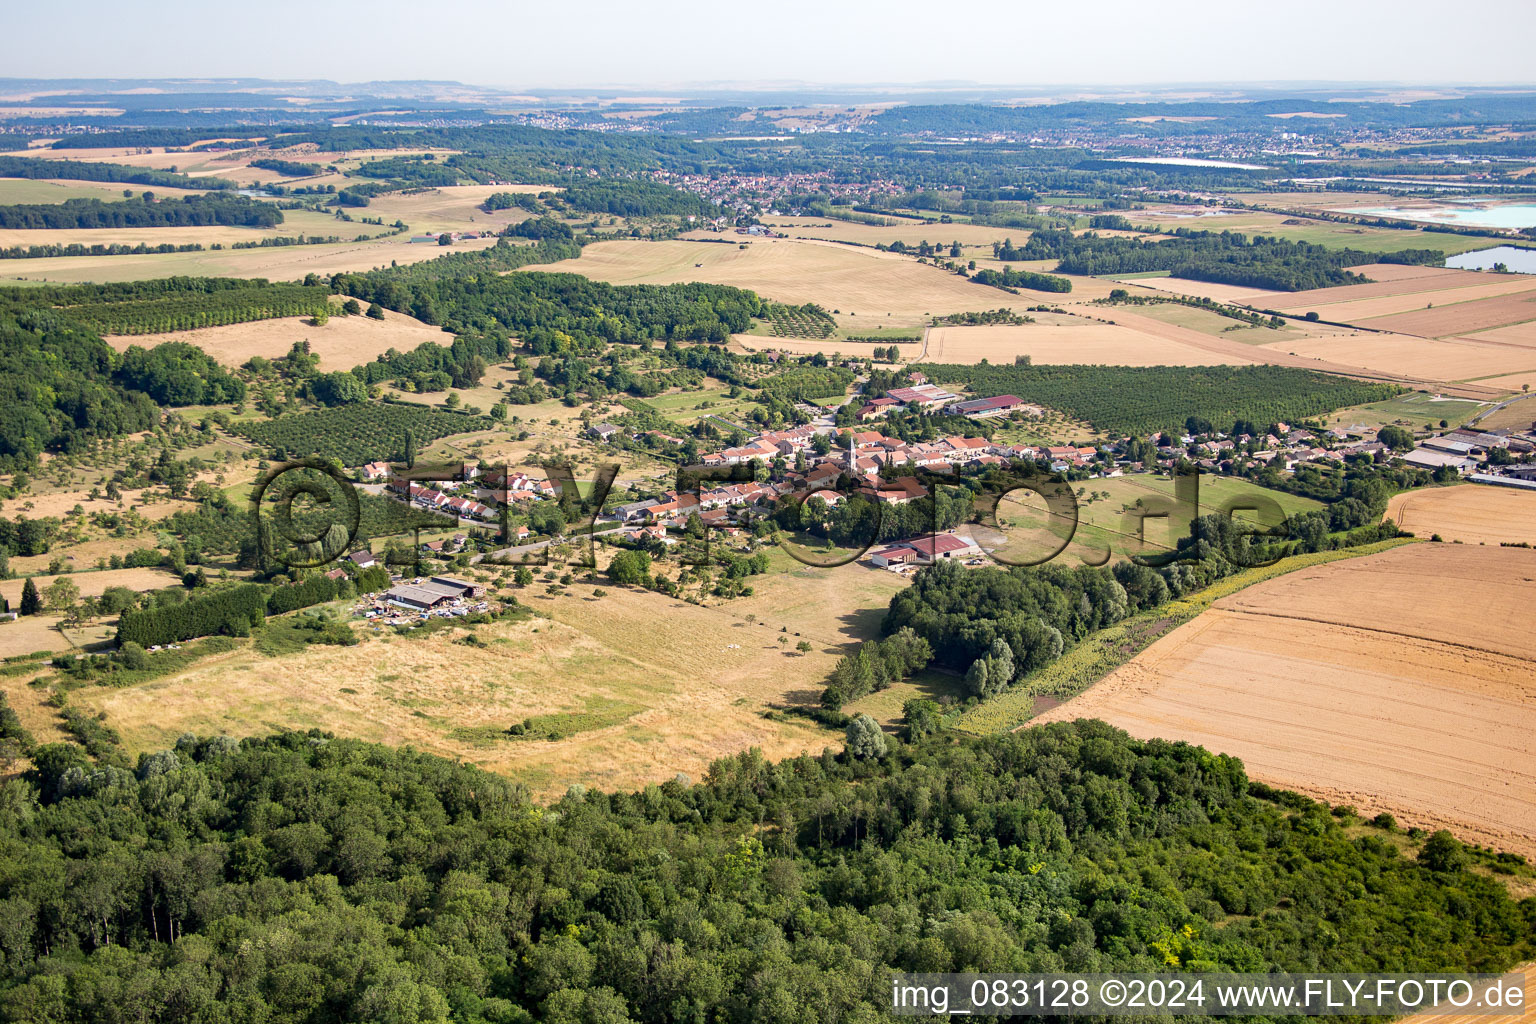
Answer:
[4, 0, 1535, 91]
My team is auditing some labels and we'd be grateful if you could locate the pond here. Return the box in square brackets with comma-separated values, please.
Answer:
[1349, 203, 1536, 230]
[1445, 246, 1536, 274]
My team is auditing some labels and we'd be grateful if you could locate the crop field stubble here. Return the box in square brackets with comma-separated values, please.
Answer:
[536, 237, 1006, 318]
[1386, 484, 1536, 546]
[103, 301, 450, 369]
[1032, 543, 1536, 857]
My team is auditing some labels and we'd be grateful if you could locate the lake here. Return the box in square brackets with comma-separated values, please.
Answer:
[1445, 246, 1536, 274]
[1109, 156, 1270, 170]
[1349, 203, 1536, 230]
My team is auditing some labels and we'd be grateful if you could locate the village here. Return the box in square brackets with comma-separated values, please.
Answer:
[361, 372, 1536, 577]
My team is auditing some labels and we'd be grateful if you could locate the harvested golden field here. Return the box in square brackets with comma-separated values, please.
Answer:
[537, 238, 994, 318]
[1462, 369, 1536, 393]
[1034, 543, 1536, 856]
[70, 562, 906, 798]
[752, 216, 1033, 249]
[1272, 266, 1514, 310]
[104, 303, 448, 369]
[923, 322, 1258, 366]
[1257, 329, 1536, 388]
[1278, 279, 1536, 325]
[1387, 485, 1536, 546]
[1362, 291, 1536, 338]
[1463, 319, 1536, 348]
[361, 184, 550, 235]
[1120, 275, 1288, 305]
[1398, 969, 1534, 1024]
[0, 232, 503, 285]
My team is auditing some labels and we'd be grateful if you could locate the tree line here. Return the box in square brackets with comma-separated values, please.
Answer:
[0, 193, 282, 230]
[1018, 226, 1443, 292]
[0, 155, 233, 191]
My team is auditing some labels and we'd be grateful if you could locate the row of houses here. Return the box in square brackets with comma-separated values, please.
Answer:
[387, 479, 496, 520]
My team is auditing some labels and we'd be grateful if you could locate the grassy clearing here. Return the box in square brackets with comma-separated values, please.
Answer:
[104, 302, 450, 369]
[951, 537, 1418, 735]
[996, 474, 1324, 564]
[1323, 391, 1487, 432]
[61, 559, 907, 798]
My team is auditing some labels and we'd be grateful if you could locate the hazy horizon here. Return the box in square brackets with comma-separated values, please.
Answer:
[5, 0, 1536, 94]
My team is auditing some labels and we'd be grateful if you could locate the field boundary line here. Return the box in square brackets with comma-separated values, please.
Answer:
[1214, 606, 1536, 664]
[950, 536, 1418, 736]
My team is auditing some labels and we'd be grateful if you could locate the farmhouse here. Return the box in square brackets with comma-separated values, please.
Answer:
[868, 533, 980, 567]
[383, 583, 461, 610]
[951, 395, 1026, 419]
[589, 423, 621, 441]
[430, 575, 487, 598]
[1401, 449, 1476, 473]
[1421, 437, 1481, 457]
[360, 461, 392, 481]
[346, 549, 378, 570]
[857, 397, 901, 420]
[886, 384, 960, 409]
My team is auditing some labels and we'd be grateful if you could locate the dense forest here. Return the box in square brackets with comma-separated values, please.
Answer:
[114, 341, 246, 406]
[249, 157, 325, 177]
[0, 193, 282, 230]
[0, 311, 159, 470]
[1018, 227, 1444, 292]
[0, 723, 1527, 1022]
[914, 362, 1397, 436]
[557, 179, 716, 218]
[335, 240, 765, 352]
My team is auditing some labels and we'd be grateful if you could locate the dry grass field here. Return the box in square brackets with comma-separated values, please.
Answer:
[0, 566, 183, 608]
[1271, 267, 1522, 311]
[0, 566, 183, 660]
[104, 303, 449, 369]
[64, 561, 907, 798]
[0, 177, 153, 204]
[1471, 397, 1536, 433]
[1387, 485, 1536, 546]
[537, 238, 997, 318]
[1033, 543, 1536, 856]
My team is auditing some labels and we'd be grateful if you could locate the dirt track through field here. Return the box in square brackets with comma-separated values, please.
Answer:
[1033, 544, 1536, 857]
